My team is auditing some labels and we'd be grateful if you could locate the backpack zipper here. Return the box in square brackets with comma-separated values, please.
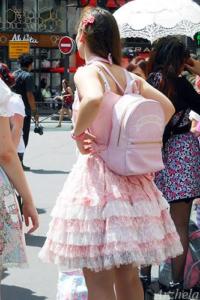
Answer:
[130, 141, 162, 145]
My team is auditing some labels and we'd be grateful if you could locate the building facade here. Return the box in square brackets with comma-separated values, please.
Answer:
[0, 0, 71, 95]
[0, 0, 199, 95]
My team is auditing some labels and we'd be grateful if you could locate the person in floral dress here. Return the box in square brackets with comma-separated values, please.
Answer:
[0, 77, 39, 275]
[147, 37, 200, 291]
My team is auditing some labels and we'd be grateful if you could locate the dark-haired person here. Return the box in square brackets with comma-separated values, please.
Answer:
[54, 79, 73, 127]
[39, 8, 182, 300]
[13, 53, 39, 170]
[147, 37, 200, 292]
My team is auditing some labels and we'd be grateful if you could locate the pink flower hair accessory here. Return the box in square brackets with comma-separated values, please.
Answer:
[82, 15, 95, 29]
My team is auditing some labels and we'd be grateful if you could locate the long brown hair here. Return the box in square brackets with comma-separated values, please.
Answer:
[78, 7, 122, 65]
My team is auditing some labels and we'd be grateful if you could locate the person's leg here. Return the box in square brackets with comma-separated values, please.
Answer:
[21, 116, 31, 169]
[170, 200, 193, 283]
[83, 268, 115, 300]
[114, 265, 144, 300]
[57, 108, 64, 127]
[140, 265, 152, 283]
[22, 115, 31, 148]
[66, 108, 72, 119]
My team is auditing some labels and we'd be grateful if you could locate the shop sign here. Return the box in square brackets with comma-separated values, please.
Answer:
[0, 33, 63, 48]
[9, 41, 30, 60]
[11, 33, 39, 44]
[132, 47, 151, 52]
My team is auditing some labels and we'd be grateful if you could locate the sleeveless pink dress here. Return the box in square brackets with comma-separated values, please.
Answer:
[39, 67, 182, 271]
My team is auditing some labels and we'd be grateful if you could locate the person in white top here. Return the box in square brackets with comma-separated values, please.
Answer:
[0, 77, 39, 280]
[0, 63, 26, 153]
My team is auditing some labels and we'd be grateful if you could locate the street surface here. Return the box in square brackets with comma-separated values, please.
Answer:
[1, 121, 197, 300]
[2, 122, 76, 300]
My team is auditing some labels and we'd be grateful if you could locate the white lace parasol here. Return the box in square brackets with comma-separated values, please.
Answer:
[113, 0, 200, 43]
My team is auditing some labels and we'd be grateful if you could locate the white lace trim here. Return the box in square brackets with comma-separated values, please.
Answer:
[39, 235, 183, 272]
[118, 21, 200, 43]
[51, 198, 169, 220]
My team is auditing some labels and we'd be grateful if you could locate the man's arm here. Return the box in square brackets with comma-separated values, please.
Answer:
[25, 74, 39, 121]
[27, 91, 39, 122]
[27, 91, 36, 112]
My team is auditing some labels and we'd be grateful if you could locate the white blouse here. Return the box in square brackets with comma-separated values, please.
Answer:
[0, 78, 13, 117]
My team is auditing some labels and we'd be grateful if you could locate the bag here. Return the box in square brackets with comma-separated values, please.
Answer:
[56, 270, 87, 300]
[95, 62, 165, 176]
[159, 221, 200, 289]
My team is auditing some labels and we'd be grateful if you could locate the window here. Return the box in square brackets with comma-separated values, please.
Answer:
[38, 0, 66, 33]
[3, 0, 67, 33]
[23, 0, 37, 32]
[6, 0, 23, 30]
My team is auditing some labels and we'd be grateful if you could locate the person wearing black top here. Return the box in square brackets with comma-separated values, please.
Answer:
[143, 37, 200, 294]
[12, 54, 39, 170]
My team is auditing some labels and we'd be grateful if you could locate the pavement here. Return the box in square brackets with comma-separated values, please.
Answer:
[1, 120, 199, 300]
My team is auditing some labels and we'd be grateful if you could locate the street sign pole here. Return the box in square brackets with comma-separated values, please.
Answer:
[64, 55, 69, 80]
[58, 36, 74, 81]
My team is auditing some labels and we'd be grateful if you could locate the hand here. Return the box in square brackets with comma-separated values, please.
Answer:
[194, 198, 200, 205]
[185, 58, 200, 76]
[22, 201, 39, 234]
[191, 127, 200, 137]
[75, 132, 96, 155]
[54, 96, 62, 101]
[194, 129, 200, 138]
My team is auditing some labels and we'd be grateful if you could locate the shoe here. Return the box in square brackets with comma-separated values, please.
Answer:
[56, 124, 61, 128]
[22, 164, 30, 171]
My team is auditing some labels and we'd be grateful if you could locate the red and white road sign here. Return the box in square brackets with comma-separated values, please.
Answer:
[58, 36, 74, 55]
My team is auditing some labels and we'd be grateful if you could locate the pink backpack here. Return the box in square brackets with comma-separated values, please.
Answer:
[94, 62, 165, 176]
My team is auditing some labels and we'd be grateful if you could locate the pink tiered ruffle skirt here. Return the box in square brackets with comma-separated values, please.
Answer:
[39, 154, 183, 271]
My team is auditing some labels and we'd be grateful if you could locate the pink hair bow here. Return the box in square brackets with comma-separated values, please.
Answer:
[82, 16, 95, 29]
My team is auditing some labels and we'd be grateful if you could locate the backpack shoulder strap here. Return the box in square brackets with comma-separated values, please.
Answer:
[124, 70, 140, 94]
[91, 61, 125, 94]
[95, 66, 111, 92]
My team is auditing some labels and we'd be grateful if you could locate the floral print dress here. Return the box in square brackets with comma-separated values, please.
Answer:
[148, 73, 200, 203]
[0, 78, 28, 268]
[155, 110, 200, 202]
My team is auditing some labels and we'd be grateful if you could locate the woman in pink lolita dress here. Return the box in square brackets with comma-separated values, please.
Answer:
[39, 7, 182, 300]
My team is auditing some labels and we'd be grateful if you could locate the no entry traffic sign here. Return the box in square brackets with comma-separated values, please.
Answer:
[58, 36, 74, 55]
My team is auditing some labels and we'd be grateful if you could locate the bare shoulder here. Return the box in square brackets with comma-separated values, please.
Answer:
[74, 65, 99, 84]
[128, 70, 143, 82]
